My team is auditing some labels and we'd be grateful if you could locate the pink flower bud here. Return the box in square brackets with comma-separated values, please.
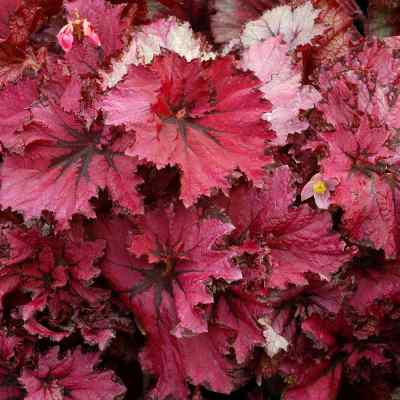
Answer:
[82, 19, 101, 47]
[57, 23, 74, 52]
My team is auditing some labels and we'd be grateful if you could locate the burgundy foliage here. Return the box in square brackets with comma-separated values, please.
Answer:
[0, 0, 399, 399]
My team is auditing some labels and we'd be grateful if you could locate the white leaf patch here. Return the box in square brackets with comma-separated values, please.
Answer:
[101, 17, 215, 89]
[241, 2, 324, 50]
[258, 317, 289, 357]
[241, 37, 321, 145]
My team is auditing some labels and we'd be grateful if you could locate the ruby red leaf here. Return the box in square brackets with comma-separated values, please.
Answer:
[0, 102, 143, 228]
[19, 346, 126, 400]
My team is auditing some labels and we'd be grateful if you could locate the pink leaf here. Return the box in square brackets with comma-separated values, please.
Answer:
[241, 37, 321, 145]
[210, 0, 280, 45]
[103, 54, 273, 205]
[241, 2, 324, 50]
[0, 79, 38, 152]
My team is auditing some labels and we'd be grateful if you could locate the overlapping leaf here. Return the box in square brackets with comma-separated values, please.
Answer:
[0, 101, 143, 228]
[95, 213, 243, 399]
[219, 167, 351, 287]
[103, 53, 273, 205]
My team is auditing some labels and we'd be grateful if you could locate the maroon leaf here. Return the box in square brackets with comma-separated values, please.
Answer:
[319, 119, 400, 258]
[349, 260, 400, 314]
[220, 167, 351, 287]
[283, 363, 342, 400]
[214, 258, 269, 363]
[316, 39, 400, 257]
[19, 225, 107, 339]
[0, 331, 24, 400]
[0, 0, 22, 40]
[126, 203, 241, 337]
[19, 346, 126, 400]
[95, 214, 244, 399]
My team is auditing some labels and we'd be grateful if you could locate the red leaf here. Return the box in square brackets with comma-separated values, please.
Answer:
[0, 224, 39, 308]
[301, 314, 337, 349]
[101, 64, 160, 127]
[143, 324, 242, 399]
[318, 39, 400, 131]
[0, 224, 36, 266]
[312, 0, 362, 63]
[126, 204, 241, 337]
[0, 222, 107, 340]
[349, 261, 400, 314]
[320, 120, 400, 258]
[283, 363, 342, 400]
[101, 16, 216, 89]
[221, 167, 351, 287]
[0, 331, 24, 400]
[0, 102, 143, 229]
[65, 0, 127, 57]
[214, 260, 269, 363]
[346, 344, 390, 369]
[22, 229, 105, 310]
[317, 40, 400, 258]
[0, 78, 38, 153]
[103, 53, 273, 206]
[19, 346, 126, 400]
[95, 215, 243, 398]
[0, 43, 44, 87]
[0, 0, 22, 40]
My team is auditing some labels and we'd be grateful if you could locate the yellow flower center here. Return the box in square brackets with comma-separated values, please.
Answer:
[312, 180, 327, 194]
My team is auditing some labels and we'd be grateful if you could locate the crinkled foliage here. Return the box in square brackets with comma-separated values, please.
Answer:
[19, 346, 126, 400]
[103, 53, 273, 205]
[210, 0, 281, 45]
[241, 2, 324, 50]
[0, 78, 38, 152]
[95, 211, 244, 399]
[241, 37, 321, 145]
[1, 1, 400, 400]
[64, 0, 127, 58]
[218, 167, 351, 287]
[0, 221, 110, 343]
[213, 259, 269, 363]
[0, 101, 143, 229]
[318, 40, 400, 258]
[0, 330, 25, 400]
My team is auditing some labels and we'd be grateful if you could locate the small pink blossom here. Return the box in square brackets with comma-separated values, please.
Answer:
[57, 18, 101, 52]
[56, 23, 74, 52]
[82, 19, 102, 47]
[301, 173, 337, 209]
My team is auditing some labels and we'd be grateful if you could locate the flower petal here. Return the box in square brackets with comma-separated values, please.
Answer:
[314, 192, 331, 209]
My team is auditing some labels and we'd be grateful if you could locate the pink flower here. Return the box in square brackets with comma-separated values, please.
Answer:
[301, 173, 337, 209]
[82, 19, 101, 47]
[56, 23, 74, 52]
[57, 18, 101, 52]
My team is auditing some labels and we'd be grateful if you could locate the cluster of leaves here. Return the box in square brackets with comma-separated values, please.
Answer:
[1, 0, 400, 399]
